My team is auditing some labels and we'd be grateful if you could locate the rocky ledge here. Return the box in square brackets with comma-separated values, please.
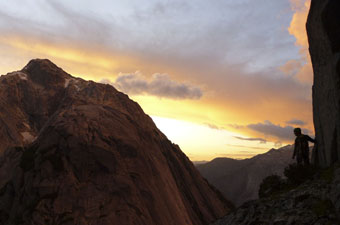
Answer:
[212, 165, 340, 225]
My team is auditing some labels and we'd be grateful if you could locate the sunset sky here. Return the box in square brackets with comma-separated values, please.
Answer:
[0, 0, 313, 160]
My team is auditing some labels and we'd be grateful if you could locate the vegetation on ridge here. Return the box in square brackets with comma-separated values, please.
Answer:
[259, 163, 338, 199]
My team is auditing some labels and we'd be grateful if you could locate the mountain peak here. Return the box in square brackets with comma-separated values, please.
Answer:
[24, 58, 55, 67]
[22, 58, 71, 86]
[0, 59, 232, 225]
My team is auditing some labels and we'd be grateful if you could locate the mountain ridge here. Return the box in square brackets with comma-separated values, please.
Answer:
[197, 145, 295, 206]
[0, 59, 233, 225]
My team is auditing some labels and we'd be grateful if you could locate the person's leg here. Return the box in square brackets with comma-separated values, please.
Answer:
[303, 151, 310, 165]
[297, 154, 303, 165]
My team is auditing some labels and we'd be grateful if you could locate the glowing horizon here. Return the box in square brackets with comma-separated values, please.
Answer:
[151, 116, 281, 161]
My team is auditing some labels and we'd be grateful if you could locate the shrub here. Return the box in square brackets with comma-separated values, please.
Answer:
[259, 175, 284, 198]
[284, 163, 317, 185]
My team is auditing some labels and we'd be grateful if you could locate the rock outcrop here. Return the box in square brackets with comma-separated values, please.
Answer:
[307, 0, 340, 167]
[0, 59, 232, 225]
[212, 166, 340, 225]
[197, 145, 295, 206]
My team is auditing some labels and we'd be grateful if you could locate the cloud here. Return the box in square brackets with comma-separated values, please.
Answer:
[233, 136, 267, 144]
[226, 144, 268, 150]
[247, 120, 311, 141]
[275, 141, 283, 148]
[279, 59, 302, 76]
[283, 0, 312, 83]
[0, 1, 114, 48]
[286, 119, 306, 126]
[204, 123, 226, 130]
[248, 121, 293, 141]
[101, 72, 203, 100]
[0, 0, 314, 135]
[227, 124, 244, 130]
[288, 0, 310, 49]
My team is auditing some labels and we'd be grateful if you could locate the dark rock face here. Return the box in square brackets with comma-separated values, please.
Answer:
[212, 167, 340, 225]
[197, 146, 295, 206]
[307, 0, 340, 167]
[0, 59, 232, 225]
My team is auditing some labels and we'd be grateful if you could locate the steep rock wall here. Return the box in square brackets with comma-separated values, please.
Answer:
[307, 0, 340, 166]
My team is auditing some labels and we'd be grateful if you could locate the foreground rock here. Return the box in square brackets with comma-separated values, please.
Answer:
[0, 59, 232, 225]
[307, 0, 340, 167]
[212, 166, 340, 225]
[197, 145, 295, 206]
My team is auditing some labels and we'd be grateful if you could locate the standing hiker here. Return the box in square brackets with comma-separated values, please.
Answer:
[292, 128, 315, 165]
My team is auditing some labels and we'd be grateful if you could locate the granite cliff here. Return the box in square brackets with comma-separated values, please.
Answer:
[0, 59, 232, 225]
[307, 0, 340, 167]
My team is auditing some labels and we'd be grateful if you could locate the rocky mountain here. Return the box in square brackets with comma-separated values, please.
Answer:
[307, 0, 340, 167]
[0, 59, 233, 225]
[197, 145, 295, 206]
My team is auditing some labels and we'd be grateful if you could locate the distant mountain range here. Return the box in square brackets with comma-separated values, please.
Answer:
[192, 160, 209, 165]
[196, 145, 296, 206]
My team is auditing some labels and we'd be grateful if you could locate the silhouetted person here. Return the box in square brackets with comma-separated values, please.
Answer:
[292, 128, 315, 165]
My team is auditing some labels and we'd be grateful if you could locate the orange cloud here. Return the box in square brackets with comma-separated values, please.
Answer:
[279, 59, 302, 76]
[283, 0, 312, 83]
[288, 0, 311, 49]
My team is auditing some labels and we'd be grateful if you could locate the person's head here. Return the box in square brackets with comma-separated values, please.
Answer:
[294, 128, 302, 136]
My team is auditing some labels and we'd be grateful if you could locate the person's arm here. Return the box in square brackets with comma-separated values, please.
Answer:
[306, 135, 315, 143]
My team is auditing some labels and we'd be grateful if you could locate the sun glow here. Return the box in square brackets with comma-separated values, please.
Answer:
[151, 116, 276, 161]
[0, 35, 129, 80]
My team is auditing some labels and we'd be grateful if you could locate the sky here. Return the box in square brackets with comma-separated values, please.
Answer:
[0, 0, 312, 161]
